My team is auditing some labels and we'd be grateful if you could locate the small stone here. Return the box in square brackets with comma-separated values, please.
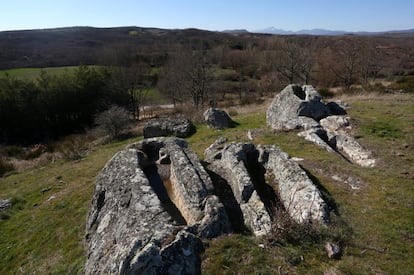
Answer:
[0, 199, 12, 212]
[331, 175, 342, 182]
[291, 157, 304, 162]
[47, 195, 57, 202]
[203, 108, 234, 129]
[325, 242, 341, 259]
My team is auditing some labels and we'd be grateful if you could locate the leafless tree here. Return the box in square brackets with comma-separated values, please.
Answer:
[159, 45, 212, 109]
[108, 62, 151, 120]
[263, 38, 313, 85]
[332, 38, 361, 89]
[359, 43, 385, 85]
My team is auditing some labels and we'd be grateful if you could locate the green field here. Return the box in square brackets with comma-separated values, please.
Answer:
[0, 93, 413, 274]
[0, 66, 99, 80]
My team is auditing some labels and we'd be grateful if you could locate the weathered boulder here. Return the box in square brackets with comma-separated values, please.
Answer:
[85, 137, 231, 274]
[258, 145, 329, 223]
[325, 242, 341, 259]
[205, 141, 272, 235]
[327, 101, 347, 115]
[204, 140, 329, 235]
[220, 142, 257, 203]
[267, 84, 375, 167]
[143, 115, 195, 138]
[319, 116, 350, 132]
[203, 108, 234, 129]
[298, 127, 336, 153]
[266, 84, 332, 130]
[330, 131, 376, 167]
[0, 199, 12, 212]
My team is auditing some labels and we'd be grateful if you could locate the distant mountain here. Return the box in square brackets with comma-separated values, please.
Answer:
[222, 29, 249, 34]
[253, 27, 414, 36]
[253, 27, 346, 35]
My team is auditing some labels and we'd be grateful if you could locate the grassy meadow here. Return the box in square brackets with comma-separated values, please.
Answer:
[0, 92, 413, 274]
[0, 66, 93, 80]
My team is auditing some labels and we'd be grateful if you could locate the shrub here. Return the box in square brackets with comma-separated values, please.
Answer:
[0, 158, 14, 177]
[95, 106, 130, 139]
[390, 76, 414, 93]
[318, 87, 335, 98]
[0, 146, 24, 158]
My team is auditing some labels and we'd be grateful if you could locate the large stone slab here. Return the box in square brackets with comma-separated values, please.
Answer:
[258, 145, 329, 223]
[85, 137, 231, 274]
[205, 140, 329, 236]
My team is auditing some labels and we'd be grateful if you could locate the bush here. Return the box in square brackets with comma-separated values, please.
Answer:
[318, 87, 335, 98]
[390, 76, 414, 93]
[0, 158, 14, 177]
[0, 146, 25, 158]
[95, 106, 130, 139]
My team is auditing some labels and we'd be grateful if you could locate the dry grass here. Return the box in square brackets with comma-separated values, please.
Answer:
[0, 92, 413, 274]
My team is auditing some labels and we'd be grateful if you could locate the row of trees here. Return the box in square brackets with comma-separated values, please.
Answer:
[0, 66, 152, 144]
[1, 35, 412, 144]
[156, 36, 411, 109]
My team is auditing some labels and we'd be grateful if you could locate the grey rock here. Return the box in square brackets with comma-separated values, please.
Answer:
[240, 191, 272, 236]
[205, 139, 328, 235]
[332, 131, 376, 167]
[319, 116, 350, 132]
[204, 137, 228, 163]
[0, 199, 12, 212]
[205, 141, 272, 235]
[259, 145, 329, 224]
[85, 137, 231, 274]
[220, 142, 257, 203]
[159, 230, 203, 274]
[325, 242, 341, 259]
[199, 195, 232, 239]
[298, 127, 335, 153]
[327, 101, 347, 115]
[267, 84, 375, 167]
[203, 108, 234, 129]
[333, 100, 350, 110]
[143, 115, 195, 138]
[266, 84, 330, 130]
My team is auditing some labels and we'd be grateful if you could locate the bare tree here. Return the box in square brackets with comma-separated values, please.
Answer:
[360, 44, 385, 85]
[332, 38, 361, 89]
[263, 38, 312, 85]
[108, 62, 151, 120]
[159, 45, 212, 109]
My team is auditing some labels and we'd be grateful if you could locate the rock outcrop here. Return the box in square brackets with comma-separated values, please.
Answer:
[266, 84, 331, 130]
[143, 115, 195, 138]
[204, 139, 329, 236]
[84, 137, 230, 275]
[267, 84, 376, 167]
[85, 135, 332, 273]
[203, 108, 234, 129]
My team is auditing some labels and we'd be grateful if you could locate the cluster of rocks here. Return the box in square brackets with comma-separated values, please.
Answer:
[85, 84, 376, 273]
[142, 108, 234, 140]
[143, 115, 195, 138]
[84, 137, 329, 274]
[266, 84, 376, 167]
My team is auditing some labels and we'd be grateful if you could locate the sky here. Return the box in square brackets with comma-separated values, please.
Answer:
[1, 0, 413, 32]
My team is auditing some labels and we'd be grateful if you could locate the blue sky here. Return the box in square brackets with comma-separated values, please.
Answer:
[1, 0, 413, 32]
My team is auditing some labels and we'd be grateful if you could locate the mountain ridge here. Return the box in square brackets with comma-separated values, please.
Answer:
[252, 27, 414, 35]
